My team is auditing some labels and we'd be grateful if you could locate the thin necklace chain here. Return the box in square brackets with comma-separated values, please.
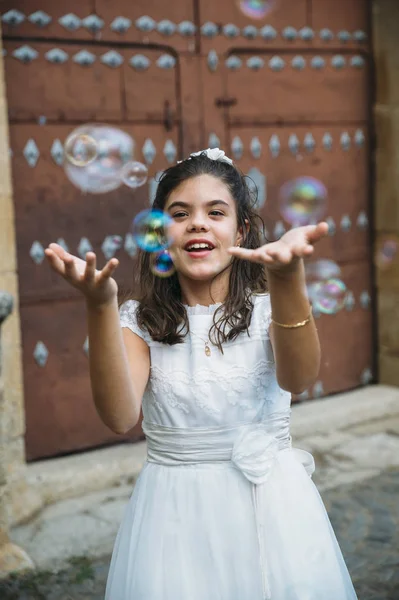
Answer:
[190, 329, 213, 357]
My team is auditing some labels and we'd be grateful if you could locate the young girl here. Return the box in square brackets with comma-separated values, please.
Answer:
[45, 148, 357, 600]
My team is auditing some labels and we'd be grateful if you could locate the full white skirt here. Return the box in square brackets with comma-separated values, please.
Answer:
[105, 450, 357, 600]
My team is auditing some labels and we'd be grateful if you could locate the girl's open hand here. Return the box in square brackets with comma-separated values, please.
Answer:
[45, 243, 119, 307]
[228, 222, 328, 273]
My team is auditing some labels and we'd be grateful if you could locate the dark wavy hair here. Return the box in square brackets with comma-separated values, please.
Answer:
[131, 152, 268, 353]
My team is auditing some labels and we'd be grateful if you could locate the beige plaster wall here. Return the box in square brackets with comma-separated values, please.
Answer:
[373, 0, 399, 386]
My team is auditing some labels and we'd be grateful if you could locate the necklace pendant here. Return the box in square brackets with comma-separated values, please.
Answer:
[205, 343, 211, 357]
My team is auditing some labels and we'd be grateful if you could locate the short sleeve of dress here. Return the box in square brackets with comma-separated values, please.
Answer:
[253, 293, 272, 332]
[119, 300, 149, 343]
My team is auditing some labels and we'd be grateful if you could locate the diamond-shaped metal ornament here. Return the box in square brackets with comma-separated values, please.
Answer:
[30, 241, 45, 264]
[340, 132, 351, 151]
[247, 168, 266, 209]
[344, 291, 355, 311]
[296, 389, 309, 401]
[156, 54, 176, 69]
[350, 55, 365, 69]
[149, 172, 163, 205]
[360, 368, 372, 385]
[83, 337, 89, 357]
[23, 139, 40, 167]
[34, 341, 49, 367]
[353, 30, 367, 42]
[164, 140, 177, 163]
[82, 15, 104, 33]
[247, 56, 264, 71]
[201, 22, 218, 38]
[354, 129, 365, 147]
[78, 237, 93, 259]
[223, 24, 239, 38]
[269, 56, 285, 71]
[340, 215, 351, 232]
[300, 27, 314, 41]
[360, 290, 371, 309]
[231, 137, 243, 160]
[29, 11, 52, 27]
[311, 56, 325, 69]
[322, 133, 333, 151]
[207, 50, 218, 72]
[142, 139, 156, 164]
[130, 54, 150, 71]
[282, 26, 297, 41]
[338, 30, 351, 42]
[12, 45, 39, 63]
[208, 133, 220, 149]
[45, 48, 69, 64]
[102, 235, 123, 260]
[178, 21, 196, 36]
[320, 28, 334, 41]
[157, 20, 176, 36]
[111, 17, 132, 33]
[56, 238, 69, 252]
[124, 233, 138, 257]
[242, 25, 257, 39]
[288, 134, 300, 154]
[250, 137, 262, 159]
[135, 16, 156, 32]
[2, 10, 25, 26]
[226, 56, 242, 71]
[260, 25, 277, 40]
[331, 55, 346, 69]
[269, 135, 280, 157]
[59, 13, 81, 31]
[101, 51, 123, 68]
[51, 139, 64, 165]
[356, 211, 368, 230]
[313, 381, 324, 399]
[304, 133, 315, 153]
[326, 217, 336, 236]
[291, 56, 306, 70]
[73, 50, 96, 66]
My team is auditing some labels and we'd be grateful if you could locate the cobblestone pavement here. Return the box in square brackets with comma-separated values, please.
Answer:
[1, 469, 398, 600]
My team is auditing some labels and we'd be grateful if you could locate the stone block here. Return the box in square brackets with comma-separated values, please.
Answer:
[0, 196, 17, 274]
[374, 233, 399, 291]
[373, 0, 399, 107]
[377, 288, 399, 351]
[3, 477, 43, 527]
[374, 107, 399, 233]
[0, 439, 25, 486]
[378, 351, 399, 386]
[331, 432, 399, 470]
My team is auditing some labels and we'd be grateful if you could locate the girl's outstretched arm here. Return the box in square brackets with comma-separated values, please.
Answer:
[45, 244, 149, 433]
[228, 222, 328, 394]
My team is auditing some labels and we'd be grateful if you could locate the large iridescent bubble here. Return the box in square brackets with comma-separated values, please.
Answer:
[132, 209, 173, 253]
[64, 124, 138, 194]
[237, 0, 277, 19]
[279, 177, 328, 226]
[311, 278, 347, 315]
[305, 260, 347, 315]
[151, 250, 176, 278]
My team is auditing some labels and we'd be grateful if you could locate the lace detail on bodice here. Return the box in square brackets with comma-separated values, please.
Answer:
[183, 303, 222, 316]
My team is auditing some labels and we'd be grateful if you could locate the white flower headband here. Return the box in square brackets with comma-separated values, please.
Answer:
[177, 147, 234, 166]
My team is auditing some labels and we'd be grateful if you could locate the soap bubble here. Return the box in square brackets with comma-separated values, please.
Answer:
[279, 177, 328, 226]
[64, 125, 134, 194]
[132, 209, 173, 253]
[151, 250, 176, 278]
[305, 259, 341, 284]
[237, 0, 276, 19]
[64, 133, 97, 166]
[375, 239, 398, 270]
[311, 278, 347, 315]
[121, 161, 148, 189]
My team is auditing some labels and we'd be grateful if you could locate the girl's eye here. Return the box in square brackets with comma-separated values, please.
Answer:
[210, 211, 224, 216]
[172, 212, 187, 218]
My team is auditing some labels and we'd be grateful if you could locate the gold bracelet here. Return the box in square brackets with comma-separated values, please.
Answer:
[271, 307, 313, 329]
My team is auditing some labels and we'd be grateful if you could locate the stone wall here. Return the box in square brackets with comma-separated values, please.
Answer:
[373, 0, 399, 385]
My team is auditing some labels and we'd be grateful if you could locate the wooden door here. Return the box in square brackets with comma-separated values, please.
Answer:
[1, 0, 373, 459]
[199, 0, 374, 399]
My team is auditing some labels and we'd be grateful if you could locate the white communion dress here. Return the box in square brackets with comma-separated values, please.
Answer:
[105, 294, 358, 600]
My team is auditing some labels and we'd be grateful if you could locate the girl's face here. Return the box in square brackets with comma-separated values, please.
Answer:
[164, 174, 243, 283]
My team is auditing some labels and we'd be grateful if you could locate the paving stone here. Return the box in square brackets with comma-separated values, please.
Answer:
[331, 433, 399, 470]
